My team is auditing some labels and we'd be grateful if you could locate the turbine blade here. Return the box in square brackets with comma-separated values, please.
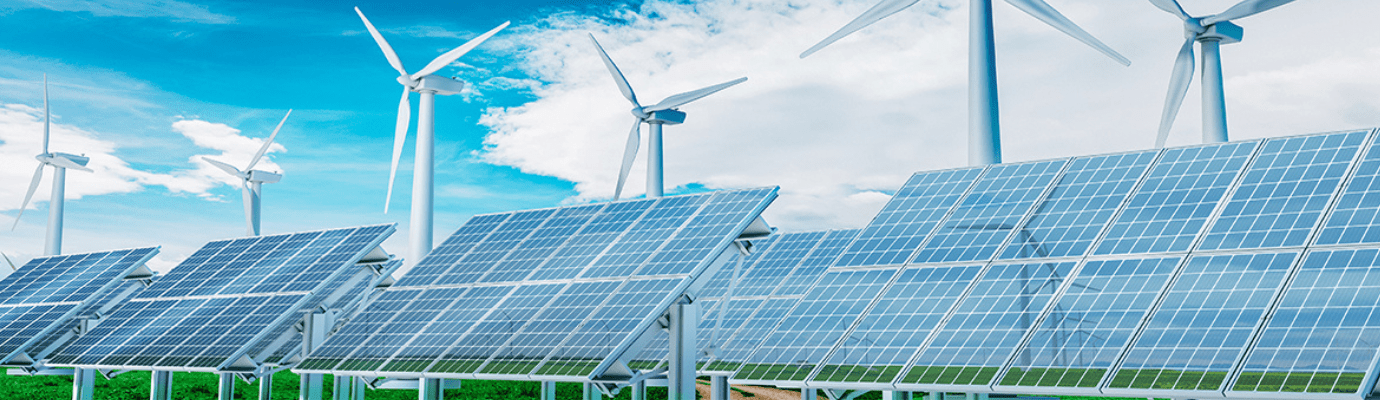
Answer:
[355, 7, 410, 76]
[47, 155, 92, 172]
[42, 74, 49, 155]
[385, 87, 411, 213]
[1, 252, 15, 271]
[412, 21, 510, 80]
[1203, 0, 1297, 24]
[800, 0, 920, 58]
[645, 77, 748, 112]
[203, 157, 245, 178]
[1003, 0, 1132, 66]
[1156, 38, 1197, 148]
[246, 109, 292, 171]
[1148, 0, 1191, 20]
[11, 164, 44, 231]
[588, 34, 641, 107]
[614, 118, 641, 200]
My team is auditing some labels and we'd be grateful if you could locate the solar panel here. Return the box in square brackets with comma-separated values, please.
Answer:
[0, 247, 157, 368]
[296, 188, 777, 382]
[48, 225, 396, 372]
[911, 160, 1067, 263]
[997, 151, 1157, 260]
[1314, 130, 1380, 245]
[834, 168, 983, 267]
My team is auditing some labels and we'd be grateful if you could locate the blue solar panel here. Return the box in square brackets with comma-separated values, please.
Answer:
[776, 229, 859, 296]
[1315, 131, 1380, 245]
[1198, 131, 1368, 250]
[998, 151, 1157, 259]
[835, 168, 984, 267]
[912, 160, 1068, 263]
[50, 225, 394, 371]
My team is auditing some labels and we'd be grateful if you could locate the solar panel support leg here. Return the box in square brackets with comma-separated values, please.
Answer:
[418, 378, 443, 400]
[257, 372, 271, 400]
[353, 377, 365, 399]
[301, 312, 328, 400]
[71, 368, 94, 400]
[540, 381, 556, 400]
[710, 376, 729, 400]
[150, 371, 173, 400]
[668, 302, 698, 400]
[800, 388, 816, 400]
[300, 373, 323, 400]
[219, 373, 235, 400]
[882, 391, 910, 400]
[582, 382, 600, 400]
[333, 374, 350, 400]
[630, 380, 646, 400]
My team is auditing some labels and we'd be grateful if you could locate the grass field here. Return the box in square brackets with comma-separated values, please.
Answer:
[0, 369, 1198, 400]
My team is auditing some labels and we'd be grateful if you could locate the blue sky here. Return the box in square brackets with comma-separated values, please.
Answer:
[1, 0, 1378, 274]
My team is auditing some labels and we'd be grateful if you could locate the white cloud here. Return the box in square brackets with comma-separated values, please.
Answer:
[160, 119, 287, 197]
[477, 0, 1380, 232]
[5, 0, 234, 24]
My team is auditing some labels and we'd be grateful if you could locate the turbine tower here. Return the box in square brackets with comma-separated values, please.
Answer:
[202, 109, 292, 236]
[1150, 0, 1298, 147]
[10, 75, 91, 256]
[800, 0, 1130, 166]
[589, 34, 747, 199]
[355, 7, 508, 261]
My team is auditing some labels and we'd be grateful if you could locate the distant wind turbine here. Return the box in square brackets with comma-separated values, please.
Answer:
[355, 6, 509, 262]
[589, 34, 747, 199]
[2, 252, 15, 271]
[11, 75, 92, 256]
[800, 0, 1131, 166]
[1149, 0, 1297, 147]
[201, 109, 292, 236]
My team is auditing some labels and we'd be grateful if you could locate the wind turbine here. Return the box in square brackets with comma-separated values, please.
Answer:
[10, 75, 91, 256]
[201, 110, 292, 236]
[1149, 0, 1297, 147]
[2, 252, 15, 271]
[800, 0, 1131, 166]
[354, 7, 509, 262]
[589, 34, 748, 199]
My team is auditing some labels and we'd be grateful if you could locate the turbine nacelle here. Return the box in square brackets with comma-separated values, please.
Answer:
[641, 109, 686, 125]
[36, 152, 91, 171]
[1197, 21, 1243, 44]
[406, 75, 467, 96]
[247, 170, 282, 184]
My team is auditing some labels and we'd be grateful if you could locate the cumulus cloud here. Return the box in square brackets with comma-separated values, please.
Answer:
[159, 119, 287, 197]
[476, 0, 1380, 231]
[4, 0, 234, 24]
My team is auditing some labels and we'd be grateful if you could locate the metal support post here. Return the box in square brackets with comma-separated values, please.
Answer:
[647, 123, 664, 198]
[150, 371, 173, 400]
[800, 388, 816, 400]
[257, 372, 272, 400]
[921, 392, 941, 400]
[71, 367, 94, 400]
[630, 380, 646, 400]
[354, 377, 365, 399]
[668, 302, 698, 400]
[1200, 38, 1230, 143]
[411, 91, 437, 264]
[883, 391, 911, 400]
[46, 167, 66, 256]
[333, 374, 351, 400]
[710, 376, 730, 400]
[582, 382, 600, 400]
[218, 373, 235, 400]
[540, 381, 557, 400]
[418, 378, 443, 400]
[301, 312, 329, 400]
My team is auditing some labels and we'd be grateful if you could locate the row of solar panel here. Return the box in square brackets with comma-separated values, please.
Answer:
[295, 188, 779, 380]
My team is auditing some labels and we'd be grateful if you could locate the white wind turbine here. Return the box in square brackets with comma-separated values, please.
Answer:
[355, 7, 508, 262]
[201, 110, 292, 237]
[10, 75, 91, 256]
[589, 34, 747, 199]
[1150, 0, 1297, 147]
[800, 0, 1131, 166]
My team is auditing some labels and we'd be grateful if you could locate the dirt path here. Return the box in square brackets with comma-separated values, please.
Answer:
[694, 381, 818, 400]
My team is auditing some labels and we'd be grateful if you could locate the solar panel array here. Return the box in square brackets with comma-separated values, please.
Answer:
[295, 188, 777, 381]
[725, 129, 1380, 399]
[48, 225, 396, 372]
[0, 248, 157, 367]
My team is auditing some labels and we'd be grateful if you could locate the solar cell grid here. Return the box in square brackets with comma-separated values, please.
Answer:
[528, 201, 654, 282]
[434, 209, 554, 285]
[1315, 130, 1380, 245]
[998, 257, 1182, 390]
[1199, 131, 1369, 250]
[397, 214, 511, 287]
[912, 159, 1068, 263]
[812, 264, 982, 385]
[478, 281, 617, 376]
[1094, 141, 1258, 255]
[537, 277, 682, 377]
[1107, 252, 1296, 393]
[776, 229, 859, 296]
[703, 297, 797, 372]
[297, 289, 423, 371]
[638, 188, 777, 277]
[427, 283, 564, 374]
[900, 261, 1077, 388]
[1232, 248, 1380, 395]
[580, 196, 708, 278]
[998, 151, 1157, 260]
[480, 205, 605, 283]
[835, 168, 985, 267]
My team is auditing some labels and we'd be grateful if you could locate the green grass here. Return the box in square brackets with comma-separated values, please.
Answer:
[811, 365, 902, 383]
[1105, 368, 1228, 390]
[1230, 371, 1366, 393]
[998, 367, 1107, 387]
[901, 366, 1001, 386]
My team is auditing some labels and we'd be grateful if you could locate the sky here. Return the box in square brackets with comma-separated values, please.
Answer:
[0, 0, 1377, 277]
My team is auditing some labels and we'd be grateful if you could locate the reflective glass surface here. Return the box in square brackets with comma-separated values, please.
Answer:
[902, 261, 1077, 386]
[836, 168, 985, 267]
[999, 152, 1156, 259]
[913, 160, 1067, 263]
[427, 283, 564, 374]
[299, 288, 424, 371]
[0, 248, 155, 306]
[814, 265, 982, 384]
[735, 268, 896, 382]
[1316, 131, 1380, 245]
[1233, 249, 1380, 394]
[1000, 257, 1181, 388]
[1109, 252, 1295, 392]
[1199, 131, 1367, 250]
[480, 281, 618, 375]
[397, 214, 510, 287]
[638, 188, 778, 276]
[537, 278, 681, 376]
[703, 298, 798, 372]
[581, 196, 710, 278]
[1095, 142, 1257, 255]
[381, 286, 511, 372]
